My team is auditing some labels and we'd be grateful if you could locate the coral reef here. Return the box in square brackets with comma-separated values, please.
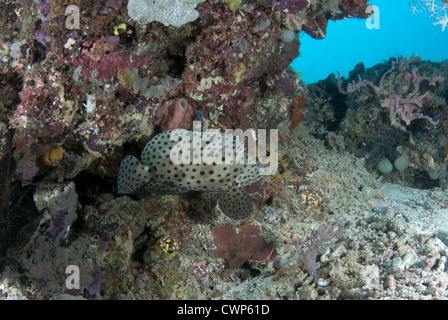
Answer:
[307, 56, 448, 188]
[3, 125, 447, 300]
[1, 0, 366, 183]
[337, 57, 442, 131]
[2, 0, 447, 302]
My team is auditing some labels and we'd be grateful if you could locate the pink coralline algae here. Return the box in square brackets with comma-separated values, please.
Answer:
[72, 50, 159, 82]
[212, 223, 274, 269]
[154, 98, 195, 132]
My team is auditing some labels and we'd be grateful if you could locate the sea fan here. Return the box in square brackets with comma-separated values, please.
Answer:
[410, 0, 448, 31]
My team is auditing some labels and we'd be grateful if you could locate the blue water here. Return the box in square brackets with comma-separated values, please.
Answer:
[290, 0, 448, 83]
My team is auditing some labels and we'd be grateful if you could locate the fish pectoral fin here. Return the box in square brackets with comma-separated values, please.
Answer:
[201, 190, 224, 201]
[217, 183, 253, 220]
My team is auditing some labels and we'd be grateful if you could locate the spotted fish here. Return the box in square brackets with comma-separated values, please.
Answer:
[117, 129, 269, 219]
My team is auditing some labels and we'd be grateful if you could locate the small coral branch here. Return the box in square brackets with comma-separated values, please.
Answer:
[336, 62, 394, 97]
[295, 220, 345, 275]
[382, 65, 440, 131]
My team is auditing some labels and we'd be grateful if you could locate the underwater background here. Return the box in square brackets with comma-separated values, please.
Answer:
[1, 0, 448, 300]
[292, 0, 448, 83]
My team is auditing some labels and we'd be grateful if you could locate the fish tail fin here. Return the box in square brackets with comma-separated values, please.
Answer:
[117, 155, 151, 194]
[217, 183, 253, 220]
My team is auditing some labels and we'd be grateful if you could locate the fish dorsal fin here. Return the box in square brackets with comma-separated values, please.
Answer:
[217, 183, 253, 220]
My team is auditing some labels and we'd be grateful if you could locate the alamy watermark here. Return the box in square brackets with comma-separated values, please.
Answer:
[366, 5, 380, 30]
[169, 121, 278, 176]
[65, 265, 80, 290]
[65, 5, 80, 30]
